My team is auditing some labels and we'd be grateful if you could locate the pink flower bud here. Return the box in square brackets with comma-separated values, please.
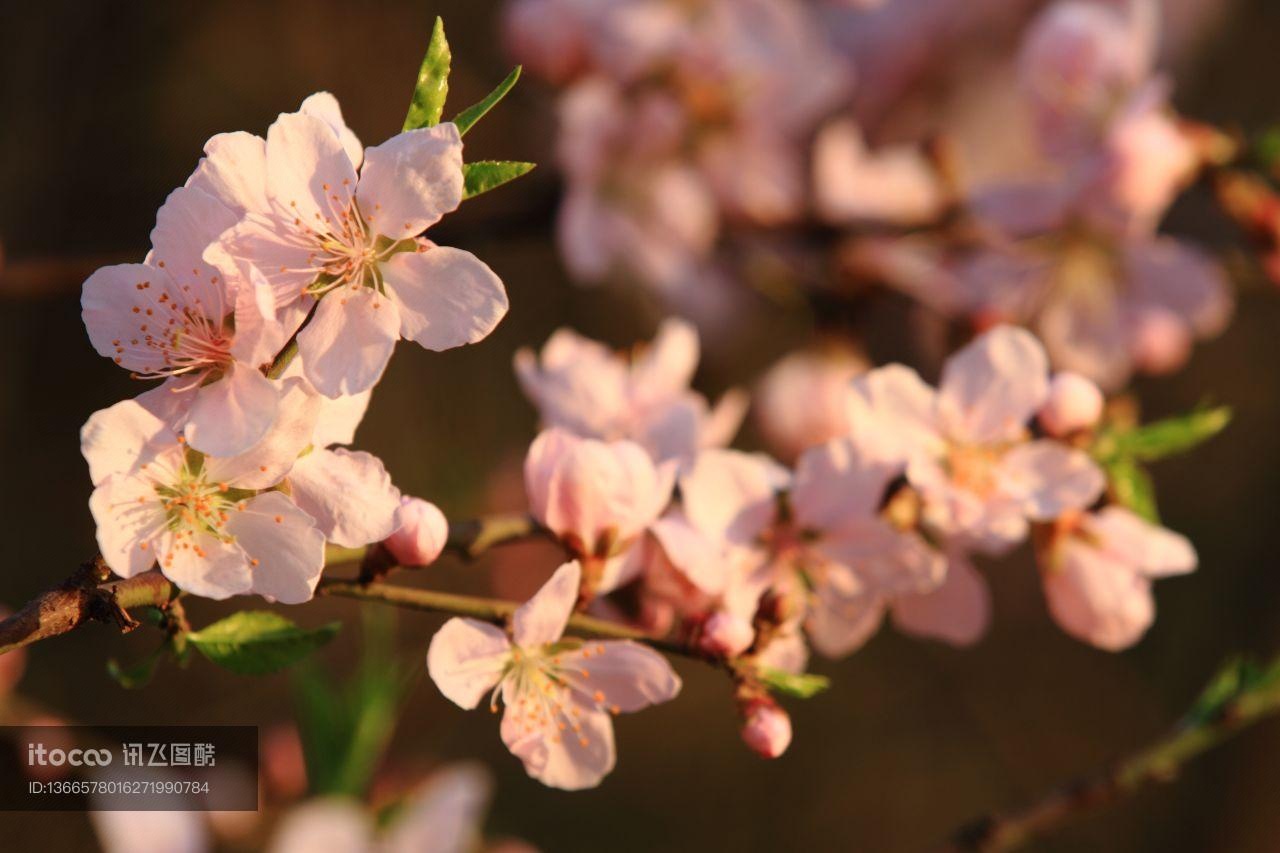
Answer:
[524, 428, 675, 556]
[385, 498, 448, 567]
[740, 700, 792, 759]
[699, 611, 755, 658]
[1038, 372, 1104, 436]
[1131, 307, 1191, 375]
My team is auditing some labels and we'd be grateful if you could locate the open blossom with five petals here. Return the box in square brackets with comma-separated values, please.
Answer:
[82, 185, 280, 457]
[1038, 507, 1195, 650]
[212, 98, 508, 397]
[82, 379, 325, 603]
[848, 326, 1106, 554]
[427, 562, 682, 790]
[515, 318, 745, 464]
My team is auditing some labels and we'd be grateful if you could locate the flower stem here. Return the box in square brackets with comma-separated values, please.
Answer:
[315, 578, 696, 659]
[945, 654, 1280, 852]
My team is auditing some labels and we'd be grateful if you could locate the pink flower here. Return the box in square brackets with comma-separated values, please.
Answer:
[385, 497, 450, 567]
[1018, 0, 1157, 162]
[515, 318, 745, 461]
[699, 610, 755, 657]
[754, 345, 867, 462]
[427, 562, 681, 790]
[1038, 371, 1104, 437]
[813, 119, 945, 227]
[91, 809, 209, 853]
[212, 97, 507, 397]
[739, 699, 792, 759]
[285, 387, 401, 550]
[524, 428, 676, 565]
[82, 380, 326, 603]
[848, 326, 1106, 553]
[1040, 507, 1195, 650]
[269, 764, 498, 853]
[81, 185, 280, 457]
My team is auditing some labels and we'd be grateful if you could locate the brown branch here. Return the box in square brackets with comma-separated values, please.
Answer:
[316, 578, 697, 659]
[0, 559, 174, 656]
[945, 656, 1280, 852]
[0, 515, 547, 657]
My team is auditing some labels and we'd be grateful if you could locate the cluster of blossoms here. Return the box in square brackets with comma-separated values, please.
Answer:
[504, 0, 851, 318]
[509, 0, 1237, 390]
[870, 0, 1232, 390]
[425, 318, 1197, 788]
[80, 92, 506, 602]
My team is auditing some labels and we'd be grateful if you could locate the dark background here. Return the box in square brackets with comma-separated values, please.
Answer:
[1, 1, 1279, 850]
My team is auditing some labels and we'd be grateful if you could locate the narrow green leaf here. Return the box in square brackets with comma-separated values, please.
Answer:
[107, 650, 162, 690]
[189, 611, 339, 676]
[463, 160, 536, 199]
[1108, 406, 1232, 463]
[759, 668, 830, 699]
[452, 66, 522, 136]
[403, 17, 451, 131]
[1105, 456, 1160, 523]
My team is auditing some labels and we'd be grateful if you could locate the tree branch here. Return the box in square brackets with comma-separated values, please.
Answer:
[316, 578, 696, 659]
[0, 515, 548, 657]
[0, 559, 174, 656]
[945, 655, 1280, 852]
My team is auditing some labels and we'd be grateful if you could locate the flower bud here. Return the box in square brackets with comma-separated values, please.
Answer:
[699, 611, 755, 658]
[1131, 308, 1191, 375]
[385, 498, 448, 567]
[1038, 372, 1104, 437]
[524, 428, 674, 556]
[740, 699, 792, 759]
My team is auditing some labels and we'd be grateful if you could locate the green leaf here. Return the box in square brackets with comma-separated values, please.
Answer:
[403, 17, 451, 131]
[452, 66, 522, 136]
[758, 667, 830, 699]
[188, 611, 339, 676]
[1103, 406, 1231, 463]
[463, 160, 536, 199]
[107, 650, 162, 690]
[1104, 456, 1160, 523]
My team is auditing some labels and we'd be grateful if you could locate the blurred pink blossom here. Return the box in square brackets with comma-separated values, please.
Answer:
[515, 318, 745, 461]
[754, 344, 868, 462]
[1040, 507, 1195, 649]
[1038, 371, 1104, 437]
[847, 326, 1106, 553]
[740, 698, 792, 759]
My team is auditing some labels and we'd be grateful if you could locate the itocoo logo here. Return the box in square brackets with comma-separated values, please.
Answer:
[27, 743, 113, 767]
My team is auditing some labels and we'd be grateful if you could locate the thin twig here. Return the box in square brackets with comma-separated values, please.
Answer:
[316, 578, 696, 659]
[945, 656, 1280, 852]
[0, 515, 547, 657]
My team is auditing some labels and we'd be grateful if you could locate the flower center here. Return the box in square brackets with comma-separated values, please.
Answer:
[946, 443, 1002, 497]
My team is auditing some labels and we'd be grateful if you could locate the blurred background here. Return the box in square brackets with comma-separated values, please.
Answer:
[2, 0, 1279, 850]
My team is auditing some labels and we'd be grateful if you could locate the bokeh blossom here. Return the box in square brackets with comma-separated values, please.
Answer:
[515, 318, 745, 462]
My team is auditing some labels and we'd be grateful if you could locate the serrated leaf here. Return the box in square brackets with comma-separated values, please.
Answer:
[403, 17, 451, 131]
[759, 667, 830, 699]
[453, 66, 521, 136]
[1104, 455, 1160, 523]
[463, 160, 536, 199]
[189, 611, 339, 676]
[107, 650, 162, 690]
[1108, 406, 1231, 463]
